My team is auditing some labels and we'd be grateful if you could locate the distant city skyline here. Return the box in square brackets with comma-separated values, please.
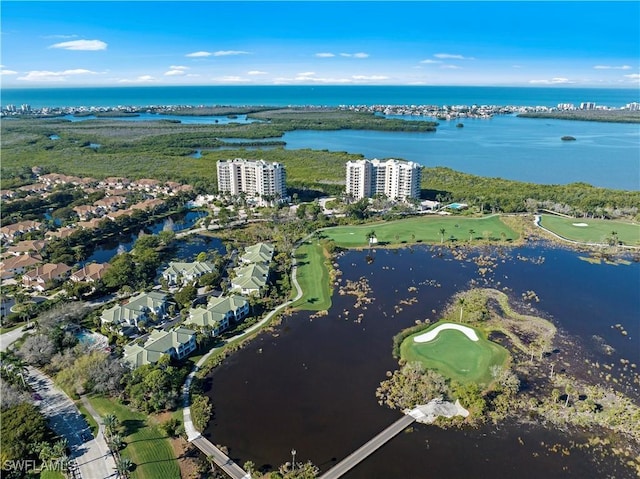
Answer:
[1, 1, 638, 88]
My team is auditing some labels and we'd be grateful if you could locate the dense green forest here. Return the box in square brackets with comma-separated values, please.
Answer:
[518, 110, 640, 123]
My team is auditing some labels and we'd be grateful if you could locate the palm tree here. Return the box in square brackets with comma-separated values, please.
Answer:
[115, 457, 133, 479]
[564, 383, 576, 408]
[458, 297, 465, 322]
[103, 413, 119, 439]
[439, 228, 446, 244]
[468, 229, 475, 242]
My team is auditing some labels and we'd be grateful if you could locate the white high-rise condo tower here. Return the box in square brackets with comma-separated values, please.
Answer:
[345, 158, 421, 201]
[217, 159, 287, 201]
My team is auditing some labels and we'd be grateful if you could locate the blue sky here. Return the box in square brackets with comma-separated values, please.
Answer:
[1, 1, 638, 87]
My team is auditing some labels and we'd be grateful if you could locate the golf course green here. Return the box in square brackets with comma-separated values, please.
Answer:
[400, 321, 509, 385]
[539, 214, 640, 246]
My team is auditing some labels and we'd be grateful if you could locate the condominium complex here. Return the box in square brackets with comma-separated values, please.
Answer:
[217, 159, 286, 200]
[345, 158, 421, 201]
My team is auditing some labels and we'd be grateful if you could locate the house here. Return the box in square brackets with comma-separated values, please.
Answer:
[22, 263, 71, 291]
[0, 220, 42, 243]
[101, 291, 169, 333]
[6, 240, 48, 256]
[231, 263, 269, 295]
[239, 242, 274, 266]
[162, 261, 216, 286]
[73, 205, 99, 221]
[46, 227, 78, 239]
[0, 254, 43, 280]
[122, 326, 196, 368]
[184, 294, 249, 336]
[70, 263, 111, 283]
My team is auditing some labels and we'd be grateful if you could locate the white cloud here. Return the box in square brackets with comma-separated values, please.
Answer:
[315, 53, 335, 58]
[440, 64, 462, 70]
[49, 39, 107, 51]
[624, 73, 640, 80]
[213, 50, 250, 56]
[186, 51, 212, 57]
[18, 69, 98, 82]
[352, 75, 389, 81]
[247, 70, 268, 75]
[594, 65, 632, 70]
[118, 75, 157, 84]
[420, 59, 442, 64]
[165, 66, 189, 76]
[340, 52, 369, 58]
[434, 53, 474, 60]
[0, 69, 18, 76]
[529, 77, 573, 85]
[297, 71, 316, 77]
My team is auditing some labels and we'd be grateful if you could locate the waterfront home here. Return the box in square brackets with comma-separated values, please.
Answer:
[239, 242, 274, 266]
[22, 263, 72, 291]
[231, 263, 269, 295]
[184, 294, 249, 336]
[101, 291, 169, 333]
[46, 227, 78, 240]
[122, 326, 196, 368]
[162, 261, 216, 286]
[70, 263, 111, 283]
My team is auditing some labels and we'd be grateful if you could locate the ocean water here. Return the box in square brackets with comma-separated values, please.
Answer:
[2, 85, 638, 109]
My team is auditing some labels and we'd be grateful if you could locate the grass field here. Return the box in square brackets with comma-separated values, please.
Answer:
[539, 214, 640, 246]
[87, 396, 180, 479]
[400, 322, 508, 386]
[292, 240, 333, 311]
[322, 215, 518, 248]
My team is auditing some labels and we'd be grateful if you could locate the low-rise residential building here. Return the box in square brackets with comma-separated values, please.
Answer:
[184, 294, 249, 336]
[0, 254, 43, 280]
[22, 263, 72, 291]
[0, 220, 42, 243]
[231, 263, 269, 295]
[70, 263, 111, 283]
[122, 327, 196, 368]
[162, 261, 216, 286]
[6, 240, 48, 256]
[101, 291, 169, 333]
[239, 242, 274, 266]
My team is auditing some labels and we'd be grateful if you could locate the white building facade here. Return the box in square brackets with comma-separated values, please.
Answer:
[217, 159, 286, 200]
[345, 159, 421, 201]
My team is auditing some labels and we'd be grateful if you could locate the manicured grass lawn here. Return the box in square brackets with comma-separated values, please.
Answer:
[322, 215, 518, 248]
[76, 402, 99, 436]
[292, 240, 332, 311]
[87, 396, 180, 479]
[400, 322, 508, 386]
[539, 214, 640, 246]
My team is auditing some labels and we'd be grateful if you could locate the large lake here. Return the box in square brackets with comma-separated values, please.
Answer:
[282, 115, 640, 190]
[203, 244, 639, 478]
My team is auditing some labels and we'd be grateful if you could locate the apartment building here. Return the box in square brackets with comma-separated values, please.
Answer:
[345, 158, 421, 201]
[217, 159, 286, 200]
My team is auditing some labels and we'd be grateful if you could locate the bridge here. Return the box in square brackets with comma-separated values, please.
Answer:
[319, 414, 416, 479]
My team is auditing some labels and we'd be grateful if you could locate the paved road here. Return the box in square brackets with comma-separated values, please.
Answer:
[0, 325, 25, 352]
[26, 368, 117, 479]
[318, 415, 415, 479]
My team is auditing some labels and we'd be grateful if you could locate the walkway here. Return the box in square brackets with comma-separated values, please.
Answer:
[319, 414, 416, 479]
[26, 368, 117, 479]
[182, 249, 303, 478]
[0, 325, 25, 352]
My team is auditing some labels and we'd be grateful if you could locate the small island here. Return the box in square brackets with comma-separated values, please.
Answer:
[561, 135, 577, 141]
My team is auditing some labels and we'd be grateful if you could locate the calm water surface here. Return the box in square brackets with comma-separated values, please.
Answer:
[204, 244, 639, 478]
[282, 115, 640, 190]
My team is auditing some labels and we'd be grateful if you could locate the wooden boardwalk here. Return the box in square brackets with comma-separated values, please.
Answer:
[319, 414, 416, 479]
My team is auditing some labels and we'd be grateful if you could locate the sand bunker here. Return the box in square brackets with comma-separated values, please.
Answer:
[414, 323, 479, 343]
[572, 223, 589, 227]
